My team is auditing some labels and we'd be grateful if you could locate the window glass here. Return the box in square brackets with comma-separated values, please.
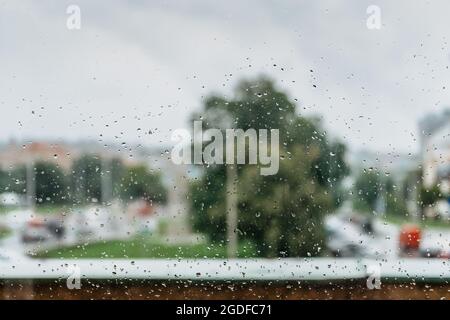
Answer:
[0, 0, 449, 300]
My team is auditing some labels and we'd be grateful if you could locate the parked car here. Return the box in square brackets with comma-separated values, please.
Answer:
[21, 217, 65, 243]
[324, 214, 380, 258]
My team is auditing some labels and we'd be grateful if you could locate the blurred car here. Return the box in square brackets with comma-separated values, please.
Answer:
[324, 215, 380, 258]
[418, 228, 450, 259]
[21, 217, 65, 243]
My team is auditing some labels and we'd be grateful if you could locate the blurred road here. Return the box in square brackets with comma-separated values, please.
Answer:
[1, 209, 450, 261]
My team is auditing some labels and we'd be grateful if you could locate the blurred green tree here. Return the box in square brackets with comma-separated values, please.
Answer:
[34, 162, 68, 204]
[0, 168, 12, 193]
[353, 170, 382, 213]
[120, 165, 167, 204]
[71, 154, 102, 203]
[71, 155, 128, 204]
[190, 76, 349, 257]
[2, 166, 27, 195]
[353, 169, 408, 217]
[419, 185, 442, 208]
[0, 163, 68, 205]
[385, 177, 408, 217]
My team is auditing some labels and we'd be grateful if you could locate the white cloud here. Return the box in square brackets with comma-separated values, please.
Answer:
[1, 0, 449, 155]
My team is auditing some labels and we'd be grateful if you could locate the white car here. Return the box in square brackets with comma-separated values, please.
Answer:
[325, 215, 381, 258]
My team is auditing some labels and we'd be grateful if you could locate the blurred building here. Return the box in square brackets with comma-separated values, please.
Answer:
[418, 108, 450, 155]
[0, 142, 75, 171]
[421, 118, 450, 188]
[420, 111, 450, 218]
[0, 140, 153, 171]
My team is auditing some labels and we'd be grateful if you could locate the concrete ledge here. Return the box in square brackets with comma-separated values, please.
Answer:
[1, 258, 449, 282]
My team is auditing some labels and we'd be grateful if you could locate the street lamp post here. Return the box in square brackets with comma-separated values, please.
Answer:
[226, 163, 238, 258]
[101, 156, 112, 205]
[213, 112, 239, 259]
[26, 160, 35, 209]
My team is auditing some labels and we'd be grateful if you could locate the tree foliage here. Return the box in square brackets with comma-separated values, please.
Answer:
[71, 155, 103, 203]
[190, 76, 349, 257]
[353, 169, 408, 216]
[0, 155, 166, 207]
[120, 165, 167, 204]
[34, 162, 68, 204]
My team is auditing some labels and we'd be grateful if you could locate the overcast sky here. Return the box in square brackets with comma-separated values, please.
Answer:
[1, 0, 449, 155]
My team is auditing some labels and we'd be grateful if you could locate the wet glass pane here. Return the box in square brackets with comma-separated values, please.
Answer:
[0, 0, 449, 301]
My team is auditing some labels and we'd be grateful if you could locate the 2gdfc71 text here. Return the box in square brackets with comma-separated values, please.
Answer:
[176, 304, 272, 317]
